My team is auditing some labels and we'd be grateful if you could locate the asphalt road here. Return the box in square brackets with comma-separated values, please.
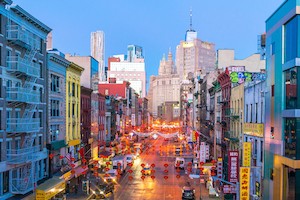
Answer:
[105, 136, 214, 200]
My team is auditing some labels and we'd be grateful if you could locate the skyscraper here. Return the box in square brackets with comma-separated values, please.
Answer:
[176, 10, 216, 80]
[91, 31, 105, 82]
[127, 44, 143, 62]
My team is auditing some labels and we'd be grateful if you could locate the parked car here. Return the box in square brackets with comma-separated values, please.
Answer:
[103, 169, 118, 184]
[143, 163, 151, 176]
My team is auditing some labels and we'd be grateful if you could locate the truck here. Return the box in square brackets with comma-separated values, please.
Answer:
[112, 155, 127, 174]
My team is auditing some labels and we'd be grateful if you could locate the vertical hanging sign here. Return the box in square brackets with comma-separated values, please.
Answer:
[228, 151, 239, 183]
[217, 157, 223, 179]
[242, 142, 252, 167]
[240, 167, 250, 200]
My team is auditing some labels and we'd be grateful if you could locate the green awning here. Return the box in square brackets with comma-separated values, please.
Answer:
[51, 140, 66, 150]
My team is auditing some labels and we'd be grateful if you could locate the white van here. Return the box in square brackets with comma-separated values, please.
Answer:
[174, 157, 185, 169]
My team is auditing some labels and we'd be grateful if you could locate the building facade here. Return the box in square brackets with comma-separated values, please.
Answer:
[108, 59, 146, 98]
[149, 51, 180, 117]
[65, 54, 99, 91]
[0, 2, 51, 199]
[91, 31, 105, 82]
[46, 49, 69, 176]
[244, 80, 265, 199]
[65, 62, 83, 164]
[264, 0, 300, 199]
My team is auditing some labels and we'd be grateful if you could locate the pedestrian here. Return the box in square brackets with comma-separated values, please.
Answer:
[74, 184, 78, 194]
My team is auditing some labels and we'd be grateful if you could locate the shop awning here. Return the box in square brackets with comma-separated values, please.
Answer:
[35, 176, 65, 200]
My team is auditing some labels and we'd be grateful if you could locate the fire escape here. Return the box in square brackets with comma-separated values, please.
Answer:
[5, 22, 40, 194]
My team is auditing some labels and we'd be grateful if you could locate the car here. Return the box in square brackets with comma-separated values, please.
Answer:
[182, 184, 195, 200]
[91, 183, 114, 199]
[175, 157, 185, 169]
[143, 163, 151, 176]
[103, 169, 118, 184]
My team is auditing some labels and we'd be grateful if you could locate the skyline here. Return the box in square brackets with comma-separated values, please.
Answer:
[14, 0, 283, 87]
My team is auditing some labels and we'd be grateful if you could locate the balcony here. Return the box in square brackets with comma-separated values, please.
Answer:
[6, 25, 38, 49]
[6, 56, 40, 77]
[224, 131, 239, 142]
[225, 108, 240, 119]
[6, 118, 40, 133]
[7, 146, 40, 164]
[6, 87, 40, 104]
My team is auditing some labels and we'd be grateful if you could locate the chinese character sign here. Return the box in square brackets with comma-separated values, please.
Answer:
[243, 142, 252, 167]
[240, 167, 250, 200]
[205, 144, 210, 160]
[228, 151, 239, 183]
[200, 142, 206, 163]
[217, 157, 223, 179]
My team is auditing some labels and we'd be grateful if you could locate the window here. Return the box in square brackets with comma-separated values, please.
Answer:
[2, 171, 9, 194]
[284, 118, 299, 159]
[50, 74, 60, 92]
[0, 141, 2, 162]
[255, 103, 258, 123]
[51, 100, 60, 117]
[0, 46, 2, 66]
[250, 104, 253, 122]
[72, 83, 75, 97]
[245, 104, 248, 122]
[0, 15, 2, 35]
[285, 67, 298, 109]
[261, 102, 263, 123]
[284, 16, 298, 62]
[39, 112, 42, 127]
[260, 141, 263, 163]
[50, 125, 59, 142]
[39, 63, 43, 78]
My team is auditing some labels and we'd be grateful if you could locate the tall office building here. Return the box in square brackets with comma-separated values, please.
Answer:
[91, 31, 105, 82]
[176, 10, 216, 80]
[127, 44, 143, 62]
[264, 0, 300, 199]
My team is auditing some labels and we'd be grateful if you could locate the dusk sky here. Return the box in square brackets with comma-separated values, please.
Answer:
[14, 0, 283, 88]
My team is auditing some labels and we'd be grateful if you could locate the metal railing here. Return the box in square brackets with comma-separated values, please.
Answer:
[6, 87, 40, 103]
[225, 108, 240, 118]
[6, 56, 40, 77]
[6, 118, 40, 133]
[7, 145, 40, 164]
[11, 164, 34, 194]
[6, 25, 39, 49]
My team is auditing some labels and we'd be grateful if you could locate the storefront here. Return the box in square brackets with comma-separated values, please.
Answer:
[35, 176, 65, 200]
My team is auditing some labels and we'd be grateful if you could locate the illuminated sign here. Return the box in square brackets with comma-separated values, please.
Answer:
[230, 72, 266, 84]
[228, 151, 239, 183]
[242, 142, 252, 167]
[217, 157, 223, 179]
[243, 123, 264, 137]
[240, 167, 250, 200]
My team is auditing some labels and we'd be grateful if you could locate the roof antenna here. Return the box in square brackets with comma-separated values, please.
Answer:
[189, 8, 193, 31]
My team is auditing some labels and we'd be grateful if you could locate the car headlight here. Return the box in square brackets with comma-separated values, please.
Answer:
[100, 191, 104, 194]
[92, 190, 95, 194]
[113, 178, 116, 182]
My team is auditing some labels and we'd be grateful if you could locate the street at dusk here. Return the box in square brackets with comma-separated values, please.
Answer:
[0, 0, 299, 200]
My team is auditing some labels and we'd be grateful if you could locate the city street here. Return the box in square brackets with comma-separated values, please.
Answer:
[75, 135, 217, 200]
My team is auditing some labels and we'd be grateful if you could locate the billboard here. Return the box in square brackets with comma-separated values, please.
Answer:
[228, 151, 239, 183]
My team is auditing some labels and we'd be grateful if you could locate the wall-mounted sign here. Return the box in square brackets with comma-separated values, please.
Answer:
[228, 151, 239, 183]
[217, 157, 223, 179]
[240, 167, 250, 200]
[230, 72, 266, 84]
[244, 123, 264, 137]
[242, 142, 252, 167]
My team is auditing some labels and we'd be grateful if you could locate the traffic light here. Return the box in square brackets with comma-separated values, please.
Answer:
[82, 181, 87, 191]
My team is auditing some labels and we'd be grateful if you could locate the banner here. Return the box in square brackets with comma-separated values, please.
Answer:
[242, 142, 252, 167]
[228, 151, 239, 183]
[199, 142, 206, 163]
[240, 167, 250, 200]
